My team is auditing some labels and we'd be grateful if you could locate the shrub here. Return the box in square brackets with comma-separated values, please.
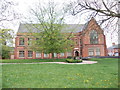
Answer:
[67, 56, 72, 59]
[66, 59, 82, 63]
[82, 57, 91, 60]
[2, 45, 11, 59]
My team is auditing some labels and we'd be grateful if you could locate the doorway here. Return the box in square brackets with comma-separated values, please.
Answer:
[75, 51, 79, 57]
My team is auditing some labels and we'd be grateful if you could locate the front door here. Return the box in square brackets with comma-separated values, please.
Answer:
[75, 51, 79, 57]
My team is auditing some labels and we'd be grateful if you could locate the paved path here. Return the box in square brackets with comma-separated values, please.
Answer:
[0, 60, 97, 65]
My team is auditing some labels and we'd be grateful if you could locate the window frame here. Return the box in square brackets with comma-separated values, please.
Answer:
[19, 51, 25, 58]
[44, 53, 49, 58]
[28, 51, 33, 58]
[28, 38, 32, 46]
[90, 30, 98, 44]
[36, 52, 41, 58]
[19, 38, 24, 46]
[88, 48, 94, 56]
[60, 53, 64, 57]
[54, 53, 57, 57]
[96, 48, 101, 56]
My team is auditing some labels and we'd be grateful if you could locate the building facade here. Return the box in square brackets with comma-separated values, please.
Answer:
[14, 18, 107, 59]
[108, 43, 120, 56]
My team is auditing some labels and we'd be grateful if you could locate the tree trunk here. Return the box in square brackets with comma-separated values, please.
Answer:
[51, 53, 54, 59]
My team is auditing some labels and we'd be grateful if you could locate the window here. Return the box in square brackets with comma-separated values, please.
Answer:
[115, 49, 118, 52]
[75, 39, 77, 45]
[44, 53, 49, 58]
[54, 53, 57, 57]
[19, 51, 24, 57]
[80, 39, 82, 45]
[80, 49, 82, 55]
[67, 52, 72, 56]
[90, 30, 98, 44]
[60, 53, 64, 57]
[88, 48, 94, 56]
[36, 52, 41, 58]
[28, 38, 32, 45]
[96, 48, 100, 56]
[28, 51, 33, 57]
[19, 38, 24, 45]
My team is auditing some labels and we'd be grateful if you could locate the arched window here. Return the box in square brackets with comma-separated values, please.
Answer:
[90, 30, 98, 44]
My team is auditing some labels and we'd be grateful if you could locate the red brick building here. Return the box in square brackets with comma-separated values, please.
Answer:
[108, 43, 120, 56]
[14, 18, 107, 59]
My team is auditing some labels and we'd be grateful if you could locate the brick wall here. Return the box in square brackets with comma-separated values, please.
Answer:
[14, 18, 107, 59]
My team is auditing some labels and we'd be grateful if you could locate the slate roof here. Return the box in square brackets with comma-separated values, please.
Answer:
[82, 22, 89, 30]
[108, 44, 120, 49]
[18, 24, 85, 33]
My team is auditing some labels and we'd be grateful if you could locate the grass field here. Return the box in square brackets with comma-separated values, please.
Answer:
[1, 58, 119, 88]
[0, 58, 66, 63]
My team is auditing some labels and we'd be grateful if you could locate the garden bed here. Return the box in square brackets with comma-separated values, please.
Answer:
[66, 59, 82, 63]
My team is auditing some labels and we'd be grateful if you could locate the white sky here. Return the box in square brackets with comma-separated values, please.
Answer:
[4, 0, 119, 47]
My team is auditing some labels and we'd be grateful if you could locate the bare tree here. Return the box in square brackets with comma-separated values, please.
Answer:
[67, 0, 120, 42]
[0, 0, 19, 28]
[70, 0, 120, 18]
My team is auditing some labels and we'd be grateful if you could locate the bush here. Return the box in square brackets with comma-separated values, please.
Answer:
[2, 45, 11, 59]
[82, 57, 91, 60]
[67, 56, 72, 59]
[66, 59, 82, 63]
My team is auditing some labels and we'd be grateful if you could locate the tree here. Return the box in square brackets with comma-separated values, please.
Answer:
[68, 0, 120, 18]
[67, 0, 120, 42]
[0, 0, 19, 59]
[1, 45, 11, 59]
[27, 1, 74, 58]
[0, 29, 14, 45]
[0, 0, 19, 27]
[0, 29, 14, 59]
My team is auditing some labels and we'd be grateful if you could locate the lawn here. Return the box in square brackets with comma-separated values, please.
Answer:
[0, 58, 66, 63]
[1, 58, 119, 88]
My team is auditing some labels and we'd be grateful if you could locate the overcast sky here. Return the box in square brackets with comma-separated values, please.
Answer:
[3, 0, 119, 47]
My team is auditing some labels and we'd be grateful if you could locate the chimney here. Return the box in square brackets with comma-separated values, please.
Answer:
[112, 43, 115, 46]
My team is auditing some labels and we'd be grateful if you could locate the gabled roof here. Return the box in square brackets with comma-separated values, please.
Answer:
[17, 17, 103, 34]
[82, 22, 89, 30]
[113, 44, 120, 48]
[108, 44, 120, 49]
[18, 24, 85, 33]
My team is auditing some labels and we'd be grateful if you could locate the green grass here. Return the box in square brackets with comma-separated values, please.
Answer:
[2, 58, 119, 88]
[0, 58, 66, 63]
[0, 65, 2, 89]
